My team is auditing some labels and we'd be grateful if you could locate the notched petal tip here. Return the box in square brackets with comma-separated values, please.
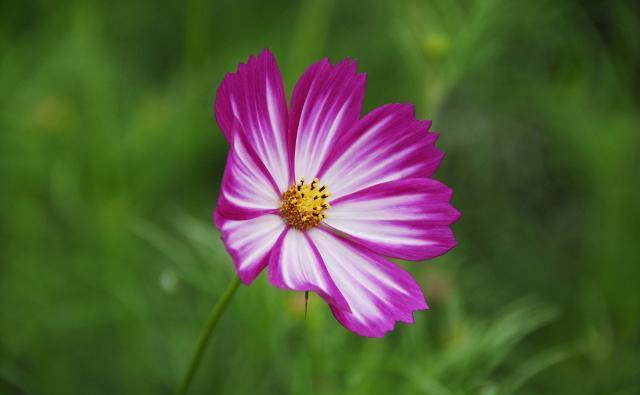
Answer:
[336, 57, 358, 71]
[308, 228, 429, 338]
[421, 119, 434, 130]
[215, 48, 290, 190]
[451, 206, 462, 222]
[331, 293, 429, 338]
[259, 47, 274, 57]
[289, 53, 367, 180]
[324, 178, 460, 261]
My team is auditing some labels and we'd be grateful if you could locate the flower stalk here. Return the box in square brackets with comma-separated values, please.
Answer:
[176, 276, 241, 395]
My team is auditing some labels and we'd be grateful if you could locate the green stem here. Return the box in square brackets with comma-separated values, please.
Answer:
[176, 276, 242, 395]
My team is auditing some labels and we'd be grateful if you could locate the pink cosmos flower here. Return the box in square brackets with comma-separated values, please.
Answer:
[214, 49, 460, 337]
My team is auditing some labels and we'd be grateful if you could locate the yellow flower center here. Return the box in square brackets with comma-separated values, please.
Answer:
[280, 177, 331, 229]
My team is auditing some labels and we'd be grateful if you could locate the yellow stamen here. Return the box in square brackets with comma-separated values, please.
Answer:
[280, 177, 331, 229]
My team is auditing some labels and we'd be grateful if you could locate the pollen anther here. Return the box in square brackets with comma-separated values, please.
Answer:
[280, 177, 331, 229]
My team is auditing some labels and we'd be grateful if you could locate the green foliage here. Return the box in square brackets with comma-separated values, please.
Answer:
[1, 0, 639, 394]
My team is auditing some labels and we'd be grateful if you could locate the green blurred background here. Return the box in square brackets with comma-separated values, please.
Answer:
[1, 0, 639, 394]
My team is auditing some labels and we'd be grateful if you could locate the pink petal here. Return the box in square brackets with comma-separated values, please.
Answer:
[318, 104, 443, 199]
[325, 178, 460, 261]
[307, 228, 428, 338]
[214, 212, 286, 285]
[288, 58, 365, 181]
[216, 132, 281, 220]
[215, 49, 291, 191]
[268, 228, 349, 311]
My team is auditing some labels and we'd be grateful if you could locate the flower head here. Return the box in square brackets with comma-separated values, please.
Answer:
[214, 49, 460, 337]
